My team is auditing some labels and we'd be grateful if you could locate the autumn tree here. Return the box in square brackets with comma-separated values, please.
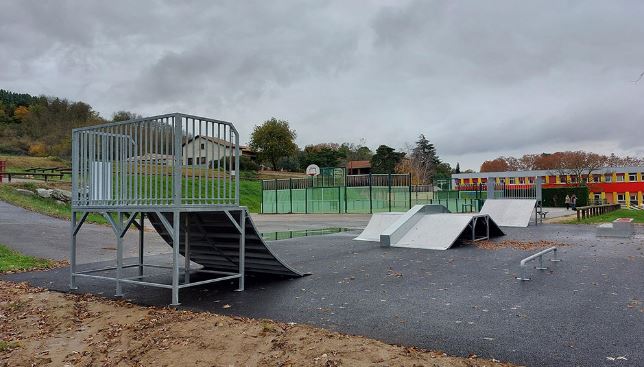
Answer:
[249, 118, 298, 171]
[480, 158, 510, 172]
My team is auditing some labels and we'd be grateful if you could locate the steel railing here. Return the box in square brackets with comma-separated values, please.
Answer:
[71, 113, 240, 209]
[517, 247, 560, 281]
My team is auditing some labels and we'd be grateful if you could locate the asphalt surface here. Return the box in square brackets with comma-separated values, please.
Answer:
[3, 214, 643, 367]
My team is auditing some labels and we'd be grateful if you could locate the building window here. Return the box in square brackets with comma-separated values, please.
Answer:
[570, 175, 577, 183]
[528, 177, 535, 184]
[509, 178, 516, 184]
[616, 175, 624, 182]
[187, 158, 193, 165]
[629, 193, 637, 205]
[559, 175, 567, 183]
[200, 157, 206, 164]
[593, 193, 602, 205]
[628, 173, 637, 181]
[592, 174, 600, 183]
[201, 143, 205, 150]
[604, 174, 612, 183]
[617, 193, 625, 204]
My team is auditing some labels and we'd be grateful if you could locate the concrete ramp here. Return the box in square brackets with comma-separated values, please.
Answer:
[388, 213, 504, 250]
[480, 199, 537, 227]
[354, 212, 405, 242]
[148, 211, 305, 277]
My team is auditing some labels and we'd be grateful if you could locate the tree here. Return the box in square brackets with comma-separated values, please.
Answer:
[371, 145, 405, 174]
[410, 134, 440, 184]
[454, 162, 461, 174]
[112, 111, 142, 122]
[249, 118, 298, 171]
[338, 142, 373, 162]
[300, 143, 346, 168]
[14, 106, 29, 122]
[480, 158, 510, 172]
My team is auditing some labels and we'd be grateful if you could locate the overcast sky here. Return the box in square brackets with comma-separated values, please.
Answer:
[1, 0, 643, 170]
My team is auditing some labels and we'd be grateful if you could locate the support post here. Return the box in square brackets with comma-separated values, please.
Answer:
[408, 173, 412, 209]
[70, 211, 78, 290]
[275, 179, 278, 214]
[138, 212, 144, 277]
[237, 209, 246, 291]
[115, 212, 124, 297]
[487, 177, 494, 200]
[369, 173, 373, 214]
[388, 173, 392, 212]
[184, 214, 190, 284]
[338, 186, 341, 214]
[171, 211, 181, 306]
[289, 178, 293, 214]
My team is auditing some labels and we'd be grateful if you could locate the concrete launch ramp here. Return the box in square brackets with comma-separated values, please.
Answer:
[148, 211, 305, 277]
[354, 212, 405, 242]
[480, 199, 537, 227]
[386, 213, 504, 250]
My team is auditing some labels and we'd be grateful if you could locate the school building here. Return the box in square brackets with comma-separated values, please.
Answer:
[451, 166, 644, 207]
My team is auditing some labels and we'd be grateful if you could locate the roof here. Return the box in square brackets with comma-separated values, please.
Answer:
[346, 160, 371, 169]
[452, 166, 644, 179]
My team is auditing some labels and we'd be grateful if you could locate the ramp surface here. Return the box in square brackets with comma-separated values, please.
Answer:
[148, 211, 304, 277]
[480, 199, 537, 227]
[392, 213, 504, 250]
[354, 212, 404, 242]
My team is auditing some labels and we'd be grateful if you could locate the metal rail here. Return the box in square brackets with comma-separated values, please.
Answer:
[517, 247, 561, 281]
[71, 113, 240, 209]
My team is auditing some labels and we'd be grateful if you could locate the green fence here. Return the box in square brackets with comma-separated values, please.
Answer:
[262, 174, 484, 214]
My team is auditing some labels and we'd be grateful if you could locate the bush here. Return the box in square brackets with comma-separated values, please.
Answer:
[28, 142, 48, 156]
[542, 186, 589, 207]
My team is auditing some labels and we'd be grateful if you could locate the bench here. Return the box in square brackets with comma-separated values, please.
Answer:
[2, 172, 64, 182]
[597, 218, 634, 238]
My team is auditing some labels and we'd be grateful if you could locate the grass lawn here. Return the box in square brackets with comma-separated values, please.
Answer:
[0, 183, 108, 224]
[0, 244, 59, 273]
[565, 208, 644, 224]
[0, 177, 261, 226]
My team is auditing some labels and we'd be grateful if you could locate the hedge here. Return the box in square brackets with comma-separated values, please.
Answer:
[542, 187, 589, 207]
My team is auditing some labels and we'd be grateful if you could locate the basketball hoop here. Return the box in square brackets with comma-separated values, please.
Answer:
[306, 164, 320, 176]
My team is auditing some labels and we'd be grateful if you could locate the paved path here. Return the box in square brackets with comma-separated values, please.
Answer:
[0, 201, 370, 263]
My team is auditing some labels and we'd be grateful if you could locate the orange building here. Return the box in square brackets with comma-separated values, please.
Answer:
[451, 166, 644, 207]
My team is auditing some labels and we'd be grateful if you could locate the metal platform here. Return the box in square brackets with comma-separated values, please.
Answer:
[69, 113, 305, 305]
[148, 210, 304, 277]
[479, 199, 537, 227]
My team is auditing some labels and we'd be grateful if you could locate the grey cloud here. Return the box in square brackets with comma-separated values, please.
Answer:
[1, 0, 642, 170]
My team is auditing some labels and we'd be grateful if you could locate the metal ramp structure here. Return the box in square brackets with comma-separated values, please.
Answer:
[69, 113, 304, 306]
[385, 213, 504, 250]
[355, 204, 504, 250]
[148, 211, 303, 276]
[354, 212, 405, 242]
[479, 199, 537, 227]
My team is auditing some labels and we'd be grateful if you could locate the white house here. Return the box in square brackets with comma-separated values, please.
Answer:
[182, 135, 233, 166]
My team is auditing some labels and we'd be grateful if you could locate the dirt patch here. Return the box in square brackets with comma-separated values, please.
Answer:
[0, 281, 518, 367]
[473, 240, 570, 251]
